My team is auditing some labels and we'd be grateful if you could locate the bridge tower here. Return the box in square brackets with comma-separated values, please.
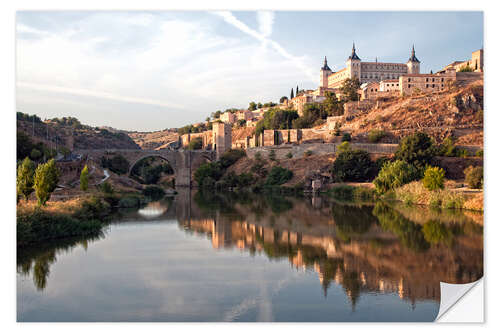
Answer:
[212, 122, 232, 159]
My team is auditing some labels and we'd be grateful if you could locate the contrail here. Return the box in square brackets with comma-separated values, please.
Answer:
[17, 81, 187, 110]
[214, 11, 316, 83]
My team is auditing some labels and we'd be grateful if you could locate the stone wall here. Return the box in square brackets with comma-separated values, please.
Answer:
[263, 130, 276, 146]
[246, 142, 399, 159]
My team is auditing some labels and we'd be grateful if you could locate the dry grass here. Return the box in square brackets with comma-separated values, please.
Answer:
[17, 197, 92, 216]
[394, 181, 482, 211]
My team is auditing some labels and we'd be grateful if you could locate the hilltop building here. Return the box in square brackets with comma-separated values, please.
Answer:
[318, 43, 421, 91]
[441, 49, 483, 73]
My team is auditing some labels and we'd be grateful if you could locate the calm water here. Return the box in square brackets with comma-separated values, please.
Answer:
[17, 190, 483, 322]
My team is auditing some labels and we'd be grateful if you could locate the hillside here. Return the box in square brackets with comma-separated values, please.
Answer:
[342, 80, 483, 145]
[17, 116, 140, 150]
[128, 129, 179, 150]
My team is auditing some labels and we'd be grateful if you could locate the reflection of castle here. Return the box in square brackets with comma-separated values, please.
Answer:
[178, 206, 482, 308]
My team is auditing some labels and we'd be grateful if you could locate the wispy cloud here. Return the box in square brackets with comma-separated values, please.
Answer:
[257, 11, 275, 38]
[214, 11, 316, 82]
[17, 81, 187, 110]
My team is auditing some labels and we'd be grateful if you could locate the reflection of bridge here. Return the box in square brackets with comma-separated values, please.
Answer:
[73, 149, 216, 187]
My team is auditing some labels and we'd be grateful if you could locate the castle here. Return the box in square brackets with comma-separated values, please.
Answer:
[318, 43, 421, 91]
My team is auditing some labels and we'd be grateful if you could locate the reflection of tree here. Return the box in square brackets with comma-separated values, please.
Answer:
[373, 203, 430, 252]
[17, 233, 104, 291]
[332, 203, 376, 241]
[265, 194, 293, 216]
[422, 220, 454, 246]
[193, 190, 243, 219]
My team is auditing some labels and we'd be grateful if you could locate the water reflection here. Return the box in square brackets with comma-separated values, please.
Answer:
[182, 191, 483, 305]
[17, 233, 105, 291]
[138, 201, 168, 218]
[17, 190, 483, 321]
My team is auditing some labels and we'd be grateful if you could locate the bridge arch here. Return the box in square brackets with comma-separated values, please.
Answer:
[128, 153, 177, 176]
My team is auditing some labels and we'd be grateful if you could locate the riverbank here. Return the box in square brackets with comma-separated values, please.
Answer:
[16, 185, 174, 247]
[17, 196, 111, 247]
[326, 181, 483, 212]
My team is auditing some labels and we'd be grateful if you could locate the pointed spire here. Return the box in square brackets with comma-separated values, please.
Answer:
[348, 42, 360, 61]
[321, 56, 331, 71]
[408, 44, 420, 63]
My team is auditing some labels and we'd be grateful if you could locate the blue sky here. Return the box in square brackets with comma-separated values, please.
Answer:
[16, 11, 483, 131]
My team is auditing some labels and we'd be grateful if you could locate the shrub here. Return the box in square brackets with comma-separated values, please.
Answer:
[329, 185, 376, 201]
[394, 132, 436, 171]
[286, 152, 293, 159]
[368, 129, 387, 143]
[142, 185, 165, 200]
[373, 160, 420, 194]
[265, 166, 293, 186]
[194, 162, 223, 186]
[220, 149, 246, 168]
[304, 150, 313, 157]
[475, 149, 483, 157]
[17, 157, 35, 201]
[341, 133, 351, 142]
[80, 165, 89, 191]
[30, 148, 42, 160]
[438, 137, 458, 157]
[422, 166, 445, 191]
[464, 166, 483, 189]
[332, 149, 377, 182]
[337, 141, 351, 154]
[254, 152, 262, 161]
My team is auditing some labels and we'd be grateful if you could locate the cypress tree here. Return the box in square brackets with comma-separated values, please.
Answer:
[296, 85, 299, 96]
[17, 157, 35, 201]
[80, 165, 89, 191]
[290, 88, 294, 99]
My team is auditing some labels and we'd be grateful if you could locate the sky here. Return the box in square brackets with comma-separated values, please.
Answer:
[16, 11, 483, 132]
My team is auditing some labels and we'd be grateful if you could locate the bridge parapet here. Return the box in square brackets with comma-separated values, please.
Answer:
[73, 149, 215, 187]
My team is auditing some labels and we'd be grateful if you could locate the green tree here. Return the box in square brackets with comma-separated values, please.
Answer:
[248, 102, 257, 111]
[17, 157, 35, 201]
[422, 166, 445, 191]
[340, 78, 361, 102]
[290, 88, 294, 99]
[373, 160, 420, 194]
[30, 148, 42, 160]
[322, 91, 344, 116]
[33, 159, 60, 206]
[394, 132, 436, 171]
[80, 165, 89, 191]
[279, 96, 288, 104]
[332, 149, 377, 182]
[296, 85, 299, 96]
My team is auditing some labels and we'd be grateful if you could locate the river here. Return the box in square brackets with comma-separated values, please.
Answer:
[17, 190, 483, 322]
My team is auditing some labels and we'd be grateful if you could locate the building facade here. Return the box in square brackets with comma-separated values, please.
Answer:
[442, 49, 484, 73]
[319, 44, 421, 89]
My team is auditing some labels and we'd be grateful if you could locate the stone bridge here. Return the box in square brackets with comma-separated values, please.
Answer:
[73, 149, 216, 187]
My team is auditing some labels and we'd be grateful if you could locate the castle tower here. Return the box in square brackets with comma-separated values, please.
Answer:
[319, 56, 332, 88]
[346, 42, 361, 80]
[406, 45, 420, 74]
